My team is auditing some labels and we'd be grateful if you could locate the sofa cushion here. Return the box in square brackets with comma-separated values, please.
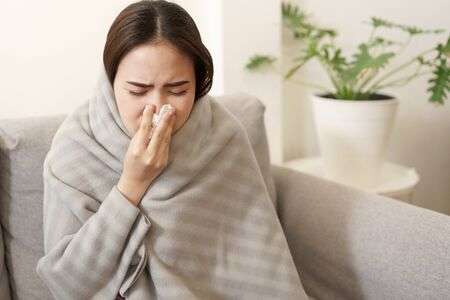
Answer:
[0, 224, 11, 300]
[0, 92, 276, 299]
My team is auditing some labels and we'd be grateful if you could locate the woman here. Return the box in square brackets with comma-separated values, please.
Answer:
[36, 1, 309, 299]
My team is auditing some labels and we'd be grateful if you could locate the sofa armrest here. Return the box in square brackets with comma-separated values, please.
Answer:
[272, 165, 450, 300]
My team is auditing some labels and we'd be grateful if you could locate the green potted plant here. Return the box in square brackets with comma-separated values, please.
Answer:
[245, 2, 449, 189]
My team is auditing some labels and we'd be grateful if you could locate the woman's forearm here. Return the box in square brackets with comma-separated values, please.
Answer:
[36, 185, 151, 299]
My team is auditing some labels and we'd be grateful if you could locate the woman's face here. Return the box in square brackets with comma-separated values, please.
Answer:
[113, 40, 196, 137]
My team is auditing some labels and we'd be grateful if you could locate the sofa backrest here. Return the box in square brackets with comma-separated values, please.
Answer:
[0, 114, 66, 300]
[0, 92, 277, 299]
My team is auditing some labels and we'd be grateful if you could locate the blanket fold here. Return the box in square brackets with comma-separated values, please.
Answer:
[36, 66, 309, 300]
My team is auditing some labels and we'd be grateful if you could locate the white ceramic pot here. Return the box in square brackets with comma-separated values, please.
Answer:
[311, 93, 399, 189]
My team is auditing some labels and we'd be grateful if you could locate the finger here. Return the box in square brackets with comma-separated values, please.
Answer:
[137, 104, 155, 144]
[165, 110, 176, 137]
[148, 126, 155, 140]
[155, 113, 175, 155]
[146, 109, 174, 153]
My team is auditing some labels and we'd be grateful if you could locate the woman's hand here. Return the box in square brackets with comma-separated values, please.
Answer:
[118, 104, 176, 206]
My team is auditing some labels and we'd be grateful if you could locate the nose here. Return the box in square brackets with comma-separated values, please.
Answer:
[145, 93, 166, 114]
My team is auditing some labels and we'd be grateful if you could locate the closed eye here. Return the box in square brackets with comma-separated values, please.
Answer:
[128, 90, 187, 96]
[129, 91, 145, 96]
[170, 91, 187, 96]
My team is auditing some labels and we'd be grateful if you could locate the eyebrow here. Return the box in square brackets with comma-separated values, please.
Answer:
[126, 80, 190, 88]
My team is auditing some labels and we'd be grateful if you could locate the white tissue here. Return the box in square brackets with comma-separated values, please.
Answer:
[152, 104, 174, 127]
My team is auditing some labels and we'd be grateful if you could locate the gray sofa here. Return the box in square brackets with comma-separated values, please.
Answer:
[0, 114, 449, 300]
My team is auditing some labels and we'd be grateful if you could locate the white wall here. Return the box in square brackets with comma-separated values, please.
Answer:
[0, 0, 131, 119]
[283, 0, 450, 215]
[0, 0, 226, 120]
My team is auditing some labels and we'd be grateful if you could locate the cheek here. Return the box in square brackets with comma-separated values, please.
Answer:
[116, 99, 143, 133]
[174, 99, 194, 125]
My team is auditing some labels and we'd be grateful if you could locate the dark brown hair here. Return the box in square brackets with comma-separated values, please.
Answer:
[103, 0, 213, 101]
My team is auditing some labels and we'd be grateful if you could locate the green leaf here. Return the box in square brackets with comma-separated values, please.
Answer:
[245, 55, 277, 70]
[368, 17, 395, 29]
[311, 28, 337, 39]
[367, 37, 400, 48]
[399, 25, 444, 36]
[342, 44, 395, 82]
[281, 2, 307, 31]
[428, 35, 450, 104]
[417, 56, 434, 67]
[438, 35, 450, 56]
[282, 1, 335, 40]
[328, 48, 347, 72]
[367, 16, 445, 36]
[427, 58, 449, 105]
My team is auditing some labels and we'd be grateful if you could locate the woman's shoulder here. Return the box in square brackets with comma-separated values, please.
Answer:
[52, 100, 91, 142]
[210, 92, 266, 117]
[45, 100, 92, 163]
[209, 92, 267, 140]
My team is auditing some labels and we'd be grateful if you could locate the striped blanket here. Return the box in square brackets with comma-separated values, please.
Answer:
[36, 67, 309, 300]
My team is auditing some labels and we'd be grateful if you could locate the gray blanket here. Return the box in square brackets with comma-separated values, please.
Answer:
[36, 67, 309, 300]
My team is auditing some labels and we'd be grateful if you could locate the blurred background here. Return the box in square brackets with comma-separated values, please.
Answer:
[0, 0, 449, 215]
